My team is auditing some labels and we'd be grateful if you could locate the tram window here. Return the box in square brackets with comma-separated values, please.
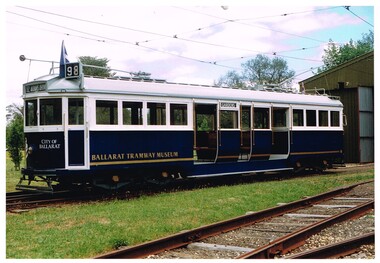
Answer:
[254, 108, 269, 129]
[170, 104, 187, 125]
[69, 98, 84, 125]
[123, 102, 142, 125]
[293, 109, 304, 126]
[273, 108, 287, 127]
[147, 102, 166, 125]
[241, 107, 251, 130]
[96, 100, 118, 125]
[306, 110, 317, 126]
[220, 110, 238, 129]
[319, 110, 328, 127]
[25, 99, 37, 126]
[40, 98, 62, 125]
[331, 111, 340, 127]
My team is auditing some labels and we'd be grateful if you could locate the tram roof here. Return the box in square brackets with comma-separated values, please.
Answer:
[25, 74, 343, 107]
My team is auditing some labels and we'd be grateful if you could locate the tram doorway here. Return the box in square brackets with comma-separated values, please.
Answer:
[271, 107, 290, 159]
[239, 105, 252, 161]
[194, 103, 218, 162]
[65, 97, 88, 168]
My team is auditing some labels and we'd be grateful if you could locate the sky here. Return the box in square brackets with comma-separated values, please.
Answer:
[3, 1, 376, 106]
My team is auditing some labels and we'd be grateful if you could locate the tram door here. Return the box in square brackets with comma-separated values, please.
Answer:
[194, 104, 218, 162]
[64, 98, 88, 168]
[216, 102, 241, 162]
[239, 105, 252, 161]
[271, 107, 290, 158]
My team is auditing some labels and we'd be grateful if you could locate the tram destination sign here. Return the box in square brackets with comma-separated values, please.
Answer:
[25, 83, 47, 93]
[65, 62, 82, 79]
[220, 102, 238, 110]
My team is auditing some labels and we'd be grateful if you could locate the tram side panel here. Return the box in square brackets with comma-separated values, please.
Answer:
[23, 132, 65, 171]
[252, 130, 272, 160]
[89, 130, 194, 184]
[289, 130, 344, 169]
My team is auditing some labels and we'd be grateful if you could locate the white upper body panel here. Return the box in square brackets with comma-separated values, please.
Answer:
[24, 74, 343, 108]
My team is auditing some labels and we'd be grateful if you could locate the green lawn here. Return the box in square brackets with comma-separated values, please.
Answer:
[6, 161, 373, 259]
[6, 152, 24, 192]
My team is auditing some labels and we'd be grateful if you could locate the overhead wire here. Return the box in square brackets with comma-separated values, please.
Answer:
[8, 7, 324, 68]
[8, 6, 366, 82]
[172, 6, 335, 44]
[343, 6, 373, 27]
[7, 10, 242, 71]
[14, 6, 306, 55]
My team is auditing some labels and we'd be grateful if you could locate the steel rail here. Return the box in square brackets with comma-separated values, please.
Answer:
[94, 180, 372, 259]
[237, 200, 374, 259]
[6, 191, 101, 212]
[285, 232, 374, 259]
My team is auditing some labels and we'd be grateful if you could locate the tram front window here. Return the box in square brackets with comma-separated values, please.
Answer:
[40, 98, 62, 125]
[25, 99, 37, 126]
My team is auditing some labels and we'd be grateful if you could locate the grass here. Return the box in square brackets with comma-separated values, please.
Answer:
[6, 152, 24, 192]
[6, 153, 374, 258]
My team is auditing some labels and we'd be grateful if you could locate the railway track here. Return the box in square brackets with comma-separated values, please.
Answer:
[6, 190, 102, 212]
[6, 164, 370, 212]
[95, 180, 374, 259]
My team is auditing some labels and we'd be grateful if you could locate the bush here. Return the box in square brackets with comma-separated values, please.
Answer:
[6, 115, 24, 170]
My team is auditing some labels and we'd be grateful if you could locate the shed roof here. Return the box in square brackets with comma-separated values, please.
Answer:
[300, 51, 374, 89]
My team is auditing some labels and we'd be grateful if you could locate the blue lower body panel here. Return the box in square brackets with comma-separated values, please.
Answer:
[189, 159, 291, 178]
[289, 130, 344, 166]
[89, 130, 194, 177]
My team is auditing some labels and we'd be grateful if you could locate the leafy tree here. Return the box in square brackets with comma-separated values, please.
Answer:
[216, 54, 295, 88]
[216, 70, 245, 88]
[78, 56, 152, 79]
[6, 104, 24, 170]
[318, 30, 373, 73]
[79, 56, 115, 77]
[6, 103, 23, 123]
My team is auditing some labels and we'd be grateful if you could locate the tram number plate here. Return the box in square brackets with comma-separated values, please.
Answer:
[65, 63, 81, 79]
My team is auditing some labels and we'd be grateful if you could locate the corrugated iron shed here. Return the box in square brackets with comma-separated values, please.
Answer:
[300, 51, 374, 163]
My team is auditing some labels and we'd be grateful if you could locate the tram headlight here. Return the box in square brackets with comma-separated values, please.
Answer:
[27, 146, 33, 155]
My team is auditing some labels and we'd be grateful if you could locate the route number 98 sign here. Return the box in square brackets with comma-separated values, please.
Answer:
[65, 63, 82, 79]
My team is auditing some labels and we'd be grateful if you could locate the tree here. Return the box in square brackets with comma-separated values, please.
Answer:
[216, 70, 245, 89]
[6, 103, 23, 124]
[318, 30, 373, 73]
[79, 56, 115, 77]
[216, 54, 295, 88]
[78, 56, 153, 79]
[6, 104, 24, 170]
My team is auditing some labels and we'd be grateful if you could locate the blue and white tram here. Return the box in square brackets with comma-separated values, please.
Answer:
[19, 63, 344, 191]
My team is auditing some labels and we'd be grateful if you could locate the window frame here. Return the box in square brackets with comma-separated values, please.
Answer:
[96, 100, 118, 125]
[318, 110, 329, 127]
[330, 110, 341, 127]
[68, 98, 84, 125]
[147, 102, 166, 126]
[25, 99, 38, 127]
[292, 108, 304, 127]
[39, 98, 62, 126]
[170, 103, 188, 126]
[122, 101, 143, 126]
[254, 107, 270, 130]
[306, 109, 317, 127]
